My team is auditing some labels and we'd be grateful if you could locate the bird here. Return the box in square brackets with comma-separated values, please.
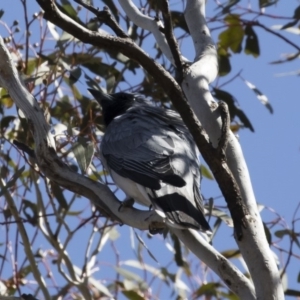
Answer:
[88, 88, 211, 233]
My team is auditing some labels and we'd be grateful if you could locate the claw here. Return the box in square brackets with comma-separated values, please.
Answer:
[149, 226, 163, 235]
[118, 198, 135, 212]
[148, 221, 165, 235]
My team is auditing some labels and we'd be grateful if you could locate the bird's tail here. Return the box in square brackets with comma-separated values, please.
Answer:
[148, 185, 211, 232]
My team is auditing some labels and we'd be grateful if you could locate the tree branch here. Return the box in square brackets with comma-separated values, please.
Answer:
[118, 0, 189, 66]
[74, 0, 128, 38]
[172, 228, 256, 299]
[159, 0, 184, 81]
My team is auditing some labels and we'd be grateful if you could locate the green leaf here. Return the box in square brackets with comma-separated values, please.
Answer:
[83, 61, 121, 79]
[293, 5, 300, 19]
[88, 276, 113, 297]
[285, 289, 300, 297]
[69, 67, 82, 85]
[59, 0, 81, 23]
[217, 47, 231, 76]
[22, 200, 38, 226]
[213, 88, 254, 132]
[161, 267, 176, 282]
[281, 270, 288, 291]
[263, 222, 272, 245]
[281, 20, 298, 30]
[170, 11, 189, 33]
[220, 249, 241, 259]
[106, 75, 116, 93]
[243, 79, 273, 114]
[219, 292, 240, 300]
[200, 164, 214, 180]
[0, 166, 25, 197]
[51, 182, 68, 210]
[38, 51, 58, 65]
[219, 14, 244, 53]
[221, 0, 241, 14]
[26, 59, 38, 75]
[115, 267, 144, 283]
[244, 25, 260, 57]
[210, 208, 233, 227]
[0, 89, 14, 108]
[50, 96, 74, 121]
[275, 229, 291, 238]
[85, 143, 95, 171]
[73, 142, 86, 174]
[235, 109, 254, 132]
[56, 31, 74, 49]
[122, 290, 145, 300]
[72, 139, 95, 174]
[194, 282, 221, 297]
[259, 0, 278, 8]
[0, 116, 16, 130]
[171, 234, 184, 266]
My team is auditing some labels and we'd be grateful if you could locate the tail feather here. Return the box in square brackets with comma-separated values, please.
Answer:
[149, 191, 211, 231]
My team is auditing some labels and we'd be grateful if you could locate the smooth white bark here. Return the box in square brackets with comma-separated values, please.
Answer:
[183, 1, 284, 299]
[172, 228, 256, 299]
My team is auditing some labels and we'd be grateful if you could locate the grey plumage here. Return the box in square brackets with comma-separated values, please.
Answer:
[89, 88, 211, 232]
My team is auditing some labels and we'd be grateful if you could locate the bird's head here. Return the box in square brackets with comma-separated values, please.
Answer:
[88, 89, 144, 126]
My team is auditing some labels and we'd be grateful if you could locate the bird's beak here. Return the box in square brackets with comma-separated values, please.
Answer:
[88, 88, 113, 106]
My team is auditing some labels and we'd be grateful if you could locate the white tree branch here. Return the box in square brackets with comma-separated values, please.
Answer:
[172, 228, 256, 299]
[183, 0, 284, 299]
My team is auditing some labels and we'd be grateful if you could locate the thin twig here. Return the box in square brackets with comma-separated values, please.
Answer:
[159, 0, 184, 82]
[74, 0, 128, 38]
[250, 20, 300, 52]
[0, 179, 51, 299]
[20, 0, 29, 74]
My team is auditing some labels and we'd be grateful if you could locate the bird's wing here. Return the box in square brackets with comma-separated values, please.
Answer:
[101, 106, 197, 190]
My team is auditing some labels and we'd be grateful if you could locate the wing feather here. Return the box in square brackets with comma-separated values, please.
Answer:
[101, 105, 195, 189]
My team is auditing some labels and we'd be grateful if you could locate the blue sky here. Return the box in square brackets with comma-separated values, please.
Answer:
[0, 0, 299, 298]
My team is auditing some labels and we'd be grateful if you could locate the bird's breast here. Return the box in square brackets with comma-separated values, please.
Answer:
[110, 169, 152, 207]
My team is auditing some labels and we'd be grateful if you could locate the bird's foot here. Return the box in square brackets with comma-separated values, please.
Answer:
[118, 198, 135, 212]
[148, 222, 165, 235]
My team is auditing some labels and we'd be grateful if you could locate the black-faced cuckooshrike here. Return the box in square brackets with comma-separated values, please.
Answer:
[89, 89, 211, 232]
